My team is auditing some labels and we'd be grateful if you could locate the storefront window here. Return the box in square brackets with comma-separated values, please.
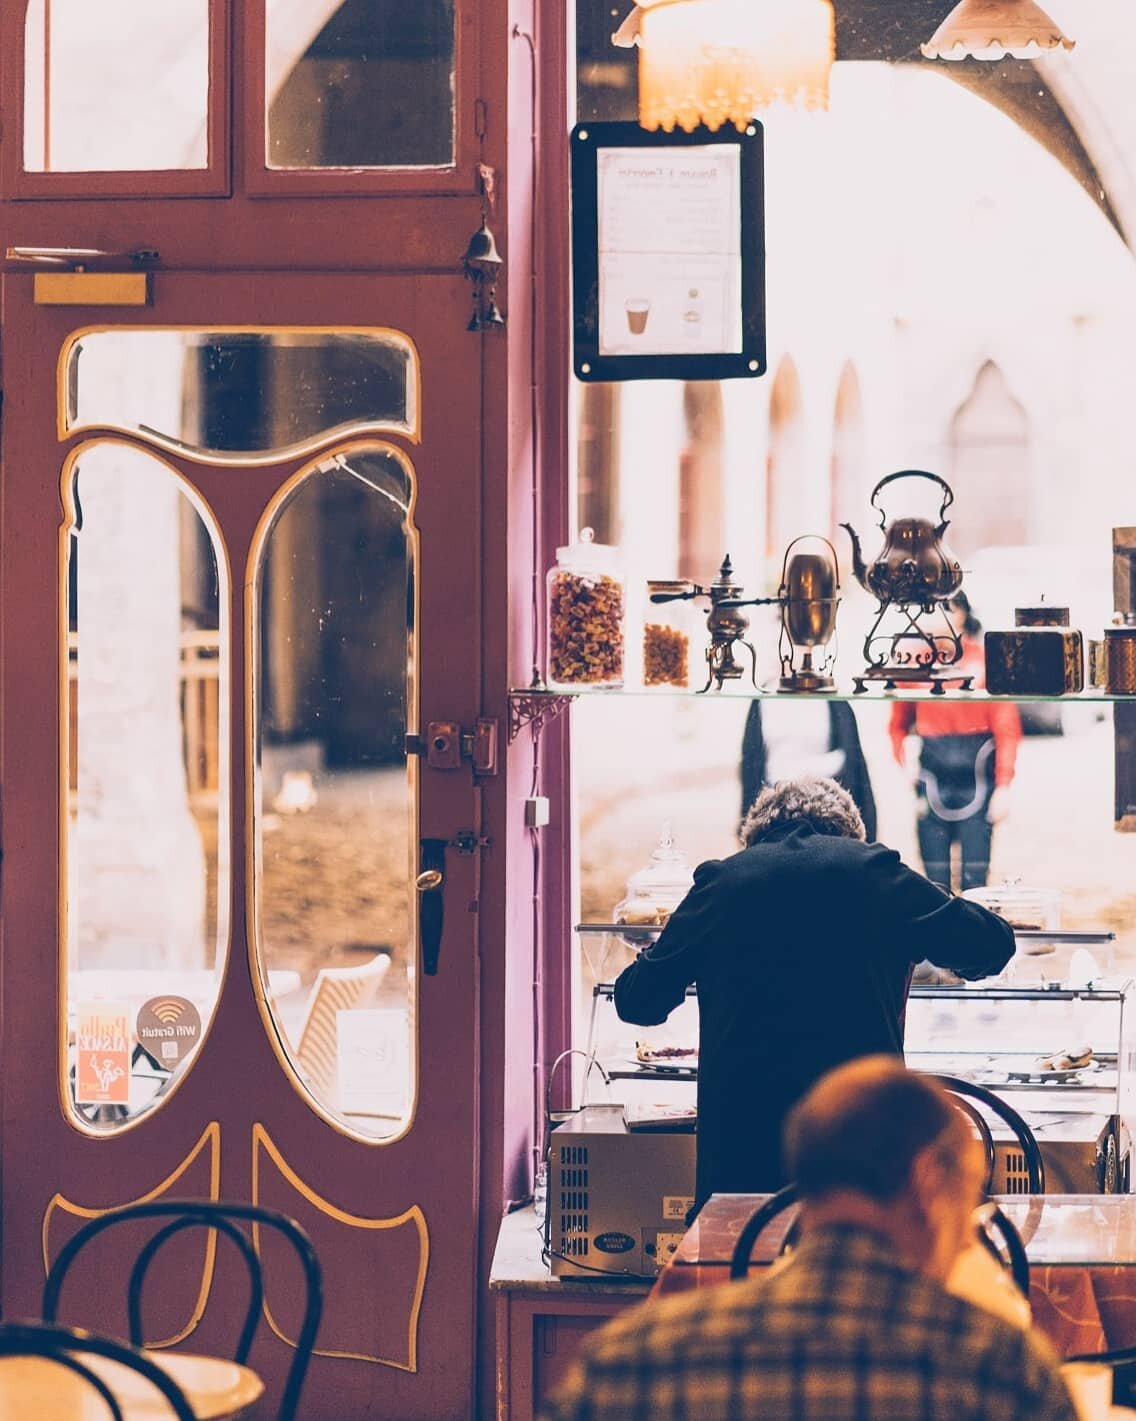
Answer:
[266, 0, 455, 169]
[23, 0, 210, 171]
[570, 1, 1136, 1065]
[252, 448, 417, 1140]
[65, 330, 416, 462]
[64, 442, 229, 1132]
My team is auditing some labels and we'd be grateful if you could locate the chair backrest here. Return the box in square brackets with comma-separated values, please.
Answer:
[977, 1203, 1031, 1299]
[42, 1198, 323, 1421]
[927, 1073, 1046, 1194]
[295, 951, 392, 1097]
[0, 1318, 197, 1421]
[729, 1185, 799, 1280]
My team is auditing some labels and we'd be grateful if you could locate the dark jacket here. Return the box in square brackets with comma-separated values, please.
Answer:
[613, 822, 1015, 1211]
[741, 700, 878, 840]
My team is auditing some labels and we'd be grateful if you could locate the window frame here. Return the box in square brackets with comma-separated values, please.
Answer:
[0, 0, 231, 200]
[242, 0, 479, 198]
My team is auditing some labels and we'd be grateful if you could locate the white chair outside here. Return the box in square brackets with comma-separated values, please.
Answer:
[294, 952, 392, 1102]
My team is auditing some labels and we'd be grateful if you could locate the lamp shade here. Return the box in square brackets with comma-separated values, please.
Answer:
[921, 0, 1074, 61]
[613, 0, 835, 132]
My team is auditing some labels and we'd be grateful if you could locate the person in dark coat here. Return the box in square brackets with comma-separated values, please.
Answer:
[613, 776, 1015, 1214]
[741, 699, 877, 840]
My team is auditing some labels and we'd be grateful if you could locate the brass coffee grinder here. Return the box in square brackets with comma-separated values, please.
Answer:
[648, 556, 779, 692]
[840, 470, 972, 694]
[776, 536, 841, 692]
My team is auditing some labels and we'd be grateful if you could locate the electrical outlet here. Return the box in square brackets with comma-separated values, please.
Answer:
[524, 796, 550, 828]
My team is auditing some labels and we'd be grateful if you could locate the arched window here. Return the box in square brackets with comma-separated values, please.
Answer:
[765, 356, 804, 563]
[678, 382, 724, 582]
[948, 360, 1031, 554]
[830, 361, 865, 545]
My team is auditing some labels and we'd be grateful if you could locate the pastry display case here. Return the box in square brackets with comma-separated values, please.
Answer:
[577, 924, 1134, 1193]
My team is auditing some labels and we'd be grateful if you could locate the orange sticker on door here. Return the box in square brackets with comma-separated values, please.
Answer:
[76, 1003, 131, 1105]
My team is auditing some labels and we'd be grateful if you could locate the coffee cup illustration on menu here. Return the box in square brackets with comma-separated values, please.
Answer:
[625, 298, 650, 335]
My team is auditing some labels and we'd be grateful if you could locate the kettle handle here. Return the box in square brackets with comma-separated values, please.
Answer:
[869, 469, 954, 528]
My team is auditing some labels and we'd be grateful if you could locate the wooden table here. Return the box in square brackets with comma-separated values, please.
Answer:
[654, 1193, 1136, 1357]
[0, 1349, 263, 1420]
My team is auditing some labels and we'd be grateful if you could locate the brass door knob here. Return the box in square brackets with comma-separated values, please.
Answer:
[416, 868, 444, 892]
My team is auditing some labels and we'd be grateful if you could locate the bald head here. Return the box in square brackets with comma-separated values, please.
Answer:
[784, 1057, 971, 1204]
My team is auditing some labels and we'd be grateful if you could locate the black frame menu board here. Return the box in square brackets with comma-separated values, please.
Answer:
[570, 121, 765, 382]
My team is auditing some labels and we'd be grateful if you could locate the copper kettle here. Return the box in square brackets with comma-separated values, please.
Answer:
[840, 470, 963, 612]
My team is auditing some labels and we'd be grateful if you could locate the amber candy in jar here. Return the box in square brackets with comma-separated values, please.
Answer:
[643, 582, 694, 689]
[546, 529, 625, 689]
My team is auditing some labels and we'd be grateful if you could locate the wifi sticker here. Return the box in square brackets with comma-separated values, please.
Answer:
[137, 995, 202, 1068]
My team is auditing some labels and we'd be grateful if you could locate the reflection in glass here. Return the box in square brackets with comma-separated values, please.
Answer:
[65, 443, 229, 1132]
[66, 330, 416, 461]
[254, 449, 416, 1139]
[23, 0, 209, 172]
[267, 0, 455, 169]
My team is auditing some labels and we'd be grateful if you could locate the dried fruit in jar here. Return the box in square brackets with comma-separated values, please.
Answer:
[549, 572, 624, 684]
[643, 623, 689, 686]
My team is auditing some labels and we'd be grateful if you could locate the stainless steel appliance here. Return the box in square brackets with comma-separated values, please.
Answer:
[546, 1105, 696, 1278]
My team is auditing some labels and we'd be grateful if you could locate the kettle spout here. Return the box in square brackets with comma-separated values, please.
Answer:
[839, 523, 868, 591]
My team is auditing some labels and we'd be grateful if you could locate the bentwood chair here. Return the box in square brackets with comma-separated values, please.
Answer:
[728, 1184, 1030, 1299]
[43, 1199, 323, 1421]
[729, 1184, 799, 1280]
[0, 1318, 197, 1421]
[927, 1074, 1046, 1195]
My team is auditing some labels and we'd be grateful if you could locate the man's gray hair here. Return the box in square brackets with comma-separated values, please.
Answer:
[740, 775, 866, 847]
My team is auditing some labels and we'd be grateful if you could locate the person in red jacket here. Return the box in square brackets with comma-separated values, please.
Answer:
[889, 593, 1022, 893]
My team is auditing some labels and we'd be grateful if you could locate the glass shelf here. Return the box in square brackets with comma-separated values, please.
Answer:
[577, 926, 1114, 947]
[512, 685, 1135, 705]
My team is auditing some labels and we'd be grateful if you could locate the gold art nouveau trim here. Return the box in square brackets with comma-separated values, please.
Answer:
[244, 442, 421, 1145]
[56, 325, 422, 463]
[57, 438, 234, 1139]
[42, 1122, 222, 1349]
[252, 1125, 428, 1371]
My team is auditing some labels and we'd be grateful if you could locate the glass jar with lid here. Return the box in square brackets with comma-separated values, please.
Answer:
[612, 822, 694, 946]
[546, 528, 625, 690]
[643, 582, 696, 690]
[963, 880, 1061, 938]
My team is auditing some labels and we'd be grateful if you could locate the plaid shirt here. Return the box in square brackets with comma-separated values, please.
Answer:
[541, 1224, 1077, 1421]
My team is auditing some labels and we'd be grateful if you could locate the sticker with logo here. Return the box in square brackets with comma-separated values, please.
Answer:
[593, 1231, 636, 1255]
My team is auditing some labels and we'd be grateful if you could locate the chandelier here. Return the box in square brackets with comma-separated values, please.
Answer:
[613, 0, 836, 132]
[921, 0, 1075, 61]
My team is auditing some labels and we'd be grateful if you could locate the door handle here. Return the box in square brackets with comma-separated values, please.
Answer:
[416, 832, 490, 975]
[418, 839, 448, 975]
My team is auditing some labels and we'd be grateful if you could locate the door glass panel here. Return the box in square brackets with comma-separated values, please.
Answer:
[254, 448, 416, 1140]
[266, 0, 455, 169]
[65, 330, 417, 461]
[65, 442, 230, 1132]
[23, 0, 210, 171]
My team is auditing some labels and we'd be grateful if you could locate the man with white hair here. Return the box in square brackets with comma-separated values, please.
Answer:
[614, 776, 1014, 1213]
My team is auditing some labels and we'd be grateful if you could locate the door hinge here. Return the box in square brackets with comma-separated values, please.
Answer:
[405, 718, 499, 776]
[474, 98, 488, 139]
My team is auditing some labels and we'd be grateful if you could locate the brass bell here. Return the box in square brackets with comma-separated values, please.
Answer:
[481, 295, 506, 328]
[462, 219, 503, 279]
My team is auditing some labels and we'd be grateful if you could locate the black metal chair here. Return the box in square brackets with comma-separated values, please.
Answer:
[728, 1184, 1029, 1298]
[729, 1184, 799, 1280]
[0, 1318, 197, 1421]
[927, 1074, 1046, 1195]
[42, 1198, 323, 1421]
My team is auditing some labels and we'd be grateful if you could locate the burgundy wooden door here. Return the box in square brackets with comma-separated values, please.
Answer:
[0, 269, 483, 1419]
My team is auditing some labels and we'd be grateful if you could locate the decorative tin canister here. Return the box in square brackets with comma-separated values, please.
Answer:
[984, 606, 1084, 695]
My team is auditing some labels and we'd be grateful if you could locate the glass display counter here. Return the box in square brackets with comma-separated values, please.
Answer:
[579, 925, 1134, 1191]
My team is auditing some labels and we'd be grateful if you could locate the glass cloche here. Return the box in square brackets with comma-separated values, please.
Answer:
[612, 822, 694, 945]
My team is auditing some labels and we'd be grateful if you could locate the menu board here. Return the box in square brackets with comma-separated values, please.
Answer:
[572, 122, 765, 382]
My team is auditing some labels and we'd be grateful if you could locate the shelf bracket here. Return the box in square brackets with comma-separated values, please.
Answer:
[507, 689, 576, 743]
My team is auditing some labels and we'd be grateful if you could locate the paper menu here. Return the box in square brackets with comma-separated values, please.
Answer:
[597, 145, 742, 357]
